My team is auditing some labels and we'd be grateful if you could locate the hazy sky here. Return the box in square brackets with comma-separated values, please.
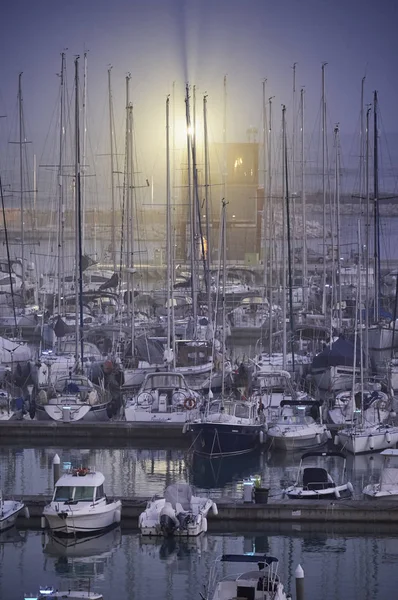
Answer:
[1, 0, 398, 202]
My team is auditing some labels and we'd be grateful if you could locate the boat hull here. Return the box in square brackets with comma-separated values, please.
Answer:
[285, 484, 352, 500]
[43, 500, 122, 535]
[35, 402, 111, 422]
[267, 429, 329, 452]
[0, 501, 25, 532]
[189, 422, 262, 457]
[338, 427, 398, 454]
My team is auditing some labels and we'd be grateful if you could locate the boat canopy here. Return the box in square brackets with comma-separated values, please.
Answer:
[311, 335, 362, 369]
[220, 554, 278, 565]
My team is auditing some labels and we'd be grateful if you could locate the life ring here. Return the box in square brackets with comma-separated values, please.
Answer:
[184, 397, 197, 410]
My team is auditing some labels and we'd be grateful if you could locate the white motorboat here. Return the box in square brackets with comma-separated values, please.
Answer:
[42, 467, 121, 535]
[363, 449, 398, 499]
[205, 553, 289, 600]
[33, 374, 113, 422]
[266, 401, 330, 451]
[0, 490, 26, 532]
[337, 422, 398, 454]
[124, 371, 202, 423]
[24, 587, 102, 600]
[139, 483, 217, 537]
[284, 451, 354, 500]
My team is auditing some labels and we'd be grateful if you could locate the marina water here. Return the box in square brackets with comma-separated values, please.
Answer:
[1, 444, 398, 599]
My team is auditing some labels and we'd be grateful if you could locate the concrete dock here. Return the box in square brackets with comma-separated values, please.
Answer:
[14, 495, 398, 529]
[0, 421, 190, 445]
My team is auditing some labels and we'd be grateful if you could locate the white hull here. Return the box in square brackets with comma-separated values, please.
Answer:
[139, 495, 216, 537]
[363, 485, 398, 499]
[28, 590, 102, 600]
[35, 402, 110, 422]
[0, 500, 25, 532]
[338, 426, 398, 454]
[286, 483, 352, 500]
[124, 407, 199, 423]
[43, 500, 121, 534]
[267, 428, 329, 451]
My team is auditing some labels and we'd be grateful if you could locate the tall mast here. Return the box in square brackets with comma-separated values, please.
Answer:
[203, 94, 212, 324]
[222, 75, 227, 199]
[364, 106, 371, 363]
[268, 96, 274, 356]
[185, 84, 197, 336]
[291, 63, 297, 279]
[261, 80, 268, 301]
[81, 52, 88, 252]
[300, 88, 307, 308]
[57, 53, 66, 317]
[373, 90, 380, 322]
[165, 95, 173, 366]
[281, 106, 287, 369]
[108, 66, 116, 272]
[359, 76, 366, 206]
[18, 73, 25, 285]
[321, 62, 328, 316]
[283, 105, 295, 373]
[221, 200, 227, 398]
[334, 124, 342, 330]
[74, 56, 84, 365]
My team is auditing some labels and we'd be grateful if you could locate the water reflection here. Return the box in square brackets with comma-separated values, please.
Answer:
[0, 444, 392, 501]
[42, 527, 122, 580]
[0, 530, 397, 599]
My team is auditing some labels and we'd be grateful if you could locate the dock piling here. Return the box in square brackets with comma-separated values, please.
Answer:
[295, 563, 304, 600]
[53, 453, 60, 485]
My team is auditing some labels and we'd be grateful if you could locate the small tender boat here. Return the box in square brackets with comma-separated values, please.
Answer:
[139, 483, 217, 537]
[42, 467, 121, 535]
[363, 449, 398, 499]
[24, 587, 103, 599]
[205, 553, 289, 600]
[0, 490, 26, 532]
[284, 451, 354, 500]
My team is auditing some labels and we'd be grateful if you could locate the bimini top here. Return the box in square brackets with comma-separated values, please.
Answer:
[55, 468, 104, 488]
[220, 554, 278, 565]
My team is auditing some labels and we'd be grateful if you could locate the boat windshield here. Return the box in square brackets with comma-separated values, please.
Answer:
[53, 485, 95, 502]
[278, 415, 314, 425]
[143, 374, 185, 390]
[208, 402, 252, 419]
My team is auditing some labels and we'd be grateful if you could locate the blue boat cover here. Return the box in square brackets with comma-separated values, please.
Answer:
[311, 336, 361, 369]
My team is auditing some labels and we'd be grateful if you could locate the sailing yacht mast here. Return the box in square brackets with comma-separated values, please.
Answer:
[18, 73, 25, 290]
[283, 104, 295, 373]
[334, 124, 343, 330]
[57, 53, 66, 317]
[81, 52, 88, 252]
[261, 80, 268, 302]
[300, 88, 308, 308]
[203, 94, 212, 325]
[321, 63, 328, 316]
[108, 66, 116, 272]
[373, 91, 380, 322]
[281, 106, 287, 369]
[291, 63, 297, 279]
[268, 96, 274, 356]
[165, 95, 175, 368]
[364, 106, 371, 363]
[74, 56, 84, 365]
[185, 84, 197, 337]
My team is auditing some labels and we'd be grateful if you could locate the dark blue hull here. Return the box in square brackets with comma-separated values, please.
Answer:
[189, 422, 262, 457]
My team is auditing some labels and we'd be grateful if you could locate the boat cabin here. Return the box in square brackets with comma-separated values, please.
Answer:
[213, 554, 282, 600]
[208, 400, 257, 421]
[52, 469, 105, 505]
[135, 372, 195, 412]
[379, 449, 398, 491]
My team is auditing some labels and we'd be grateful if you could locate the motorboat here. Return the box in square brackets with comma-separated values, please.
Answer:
[139, 482, 217, 537]
[42, 467, 121, 535]
[24, 587, 103, 600]
[205, 553, 289, 600]
[284, 451, 354, 499]
[0, 490, 27, 532]
[266, 401, 330, 451]
[250, 369, 310, 424]
[187, 398, 265, 457]
[337, 422, 398, 454]
[363, 449, 398, 499]
[33, 374, 113, 422]
[124, 371, 202, 423]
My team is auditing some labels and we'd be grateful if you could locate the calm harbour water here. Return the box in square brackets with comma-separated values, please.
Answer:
[1, 445, 398, 599]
